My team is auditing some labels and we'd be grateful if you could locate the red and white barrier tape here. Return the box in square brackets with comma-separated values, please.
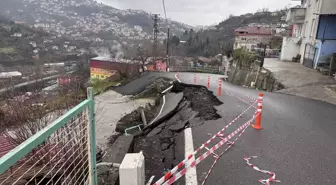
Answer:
[244, 156, 281, 185]
[152, 100, 257, 185]
[201, 112, 258, 185]
[246, 95, 257, 101]
[235, 95, 257, 108]
[159, 116, 256, 185]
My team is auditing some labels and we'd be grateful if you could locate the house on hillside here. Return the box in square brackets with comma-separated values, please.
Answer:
[12, 33, 22, 38]
[233, 27, 273, 52]
[281, 0, 336, 69]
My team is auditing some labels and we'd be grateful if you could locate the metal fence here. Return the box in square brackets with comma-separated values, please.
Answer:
[0, 88, 97, 185]
[169, 65, 221, 74]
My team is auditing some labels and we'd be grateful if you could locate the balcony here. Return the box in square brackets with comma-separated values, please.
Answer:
[286, 7, 306, 25]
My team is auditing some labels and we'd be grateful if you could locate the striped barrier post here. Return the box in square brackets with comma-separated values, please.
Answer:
[252, 92, 263, 130]
[194, 74, 197, 85]
[207, 76, 210, 89]
[217, 79, 222, 96]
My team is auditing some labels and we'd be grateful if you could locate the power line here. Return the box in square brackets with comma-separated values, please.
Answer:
[162, 0, 168, 23]
[161, 0, 170, 65]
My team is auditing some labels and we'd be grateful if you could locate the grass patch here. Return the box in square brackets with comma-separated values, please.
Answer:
[0, 47, 16, 53]
[91, 79, 122, 95]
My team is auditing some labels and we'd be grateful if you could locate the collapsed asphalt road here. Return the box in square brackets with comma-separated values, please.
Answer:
[113, 72, 336, 185]
[132, 83, 222, 183]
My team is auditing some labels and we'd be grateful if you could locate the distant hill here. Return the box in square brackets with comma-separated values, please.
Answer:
[0, 14, 92, 65]
[0, 0, 191, 43]
[0, 15, 48, 62]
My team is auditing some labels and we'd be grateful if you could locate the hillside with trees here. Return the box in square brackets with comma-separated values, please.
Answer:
[171, 9, 288, 57]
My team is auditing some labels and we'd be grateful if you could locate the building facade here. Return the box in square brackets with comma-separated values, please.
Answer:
[281, 0, 336, 69]
[234, 27, 273, 52]
[90, 57, 140, 80]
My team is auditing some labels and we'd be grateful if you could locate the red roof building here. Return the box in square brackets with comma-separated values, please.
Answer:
[234, 27, 273, 36]
[234, 27, 273, 51]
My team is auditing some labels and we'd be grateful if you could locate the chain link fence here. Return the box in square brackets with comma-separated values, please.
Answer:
[0, 88, 97, 185]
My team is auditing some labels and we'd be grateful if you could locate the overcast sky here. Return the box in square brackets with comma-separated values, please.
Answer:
[97, 0, 300, 26]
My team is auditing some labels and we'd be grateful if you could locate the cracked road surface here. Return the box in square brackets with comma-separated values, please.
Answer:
[117, 72, 336, 184]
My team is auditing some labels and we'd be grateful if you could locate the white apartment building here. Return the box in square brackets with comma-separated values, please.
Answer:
[281, 0, 336, 69]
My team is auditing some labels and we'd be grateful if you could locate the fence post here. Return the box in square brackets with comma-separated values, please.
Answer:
[87, 87, 98, 185]
[252, 92, 263, 130]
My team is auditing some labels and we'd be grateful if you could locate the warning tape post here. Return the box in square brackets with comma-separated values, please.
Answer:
[194, 74, 197, 85]
[207, 76, 210, 89]
[218, 78, 222, 96]
[252, 92, 263, 130]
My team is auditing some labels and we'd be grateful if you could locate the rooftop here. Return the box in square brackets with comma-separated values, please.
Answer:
[234, 27, 273, 35]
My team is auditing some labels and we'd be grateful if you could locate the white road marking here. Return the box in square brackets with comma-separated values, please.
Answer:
[184, 128, 198, 185]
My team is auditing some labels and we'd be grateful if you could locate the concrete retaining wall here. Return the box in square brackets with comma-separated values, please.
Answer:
[228, 60, 284, 91]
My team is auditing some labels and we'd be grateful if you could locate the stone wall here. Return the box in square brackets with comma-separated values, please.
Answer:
[228, 60, 284, 91]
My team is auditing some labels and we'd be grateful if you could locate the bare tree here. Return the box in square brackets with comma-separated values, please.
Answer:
[136, 46, 150, 72]
[114, 63, 140, 80]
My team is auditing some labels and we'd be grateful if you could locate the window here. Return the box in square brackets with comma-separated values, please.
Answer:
[310, 19, 316, 38]
[297, 25, 303, 37]
[303, 21, 308, 38]
[241, 38, 246, 41]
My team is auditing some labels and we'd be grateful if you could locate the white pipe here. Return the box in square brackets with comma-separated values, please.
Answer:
[175, 74, 181, 83]
[149, 95, 166, 125]
[161, 85, 173, 94]
[96, 162, 121, 168]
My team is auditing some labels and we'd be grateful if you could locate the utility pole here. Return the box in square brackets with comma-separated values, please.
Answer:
[166, 28, 170, 65]
[153, 14, 159, 61]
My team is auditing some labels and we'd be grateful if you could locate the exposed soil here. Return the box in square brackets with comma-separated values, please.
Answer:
[172, 82, 223, 120]
[132, 82, 223, 183]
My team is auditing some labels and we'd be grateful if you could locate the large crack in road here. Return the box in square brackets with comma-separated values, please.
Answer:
[131, 82, 223, 183]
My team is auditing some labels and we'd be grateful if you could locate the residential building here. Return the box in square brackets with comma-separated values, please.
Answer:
[281, 0, 336, 69]
[0, 71, 22, 79]
[90, 57, 140, 80]
[233, 27, 273, 52]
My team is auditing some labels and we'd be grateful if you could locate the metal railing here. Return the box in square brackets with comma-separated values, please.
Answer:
[169, 65, 221, 74]
[0, 88, 97, 185]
